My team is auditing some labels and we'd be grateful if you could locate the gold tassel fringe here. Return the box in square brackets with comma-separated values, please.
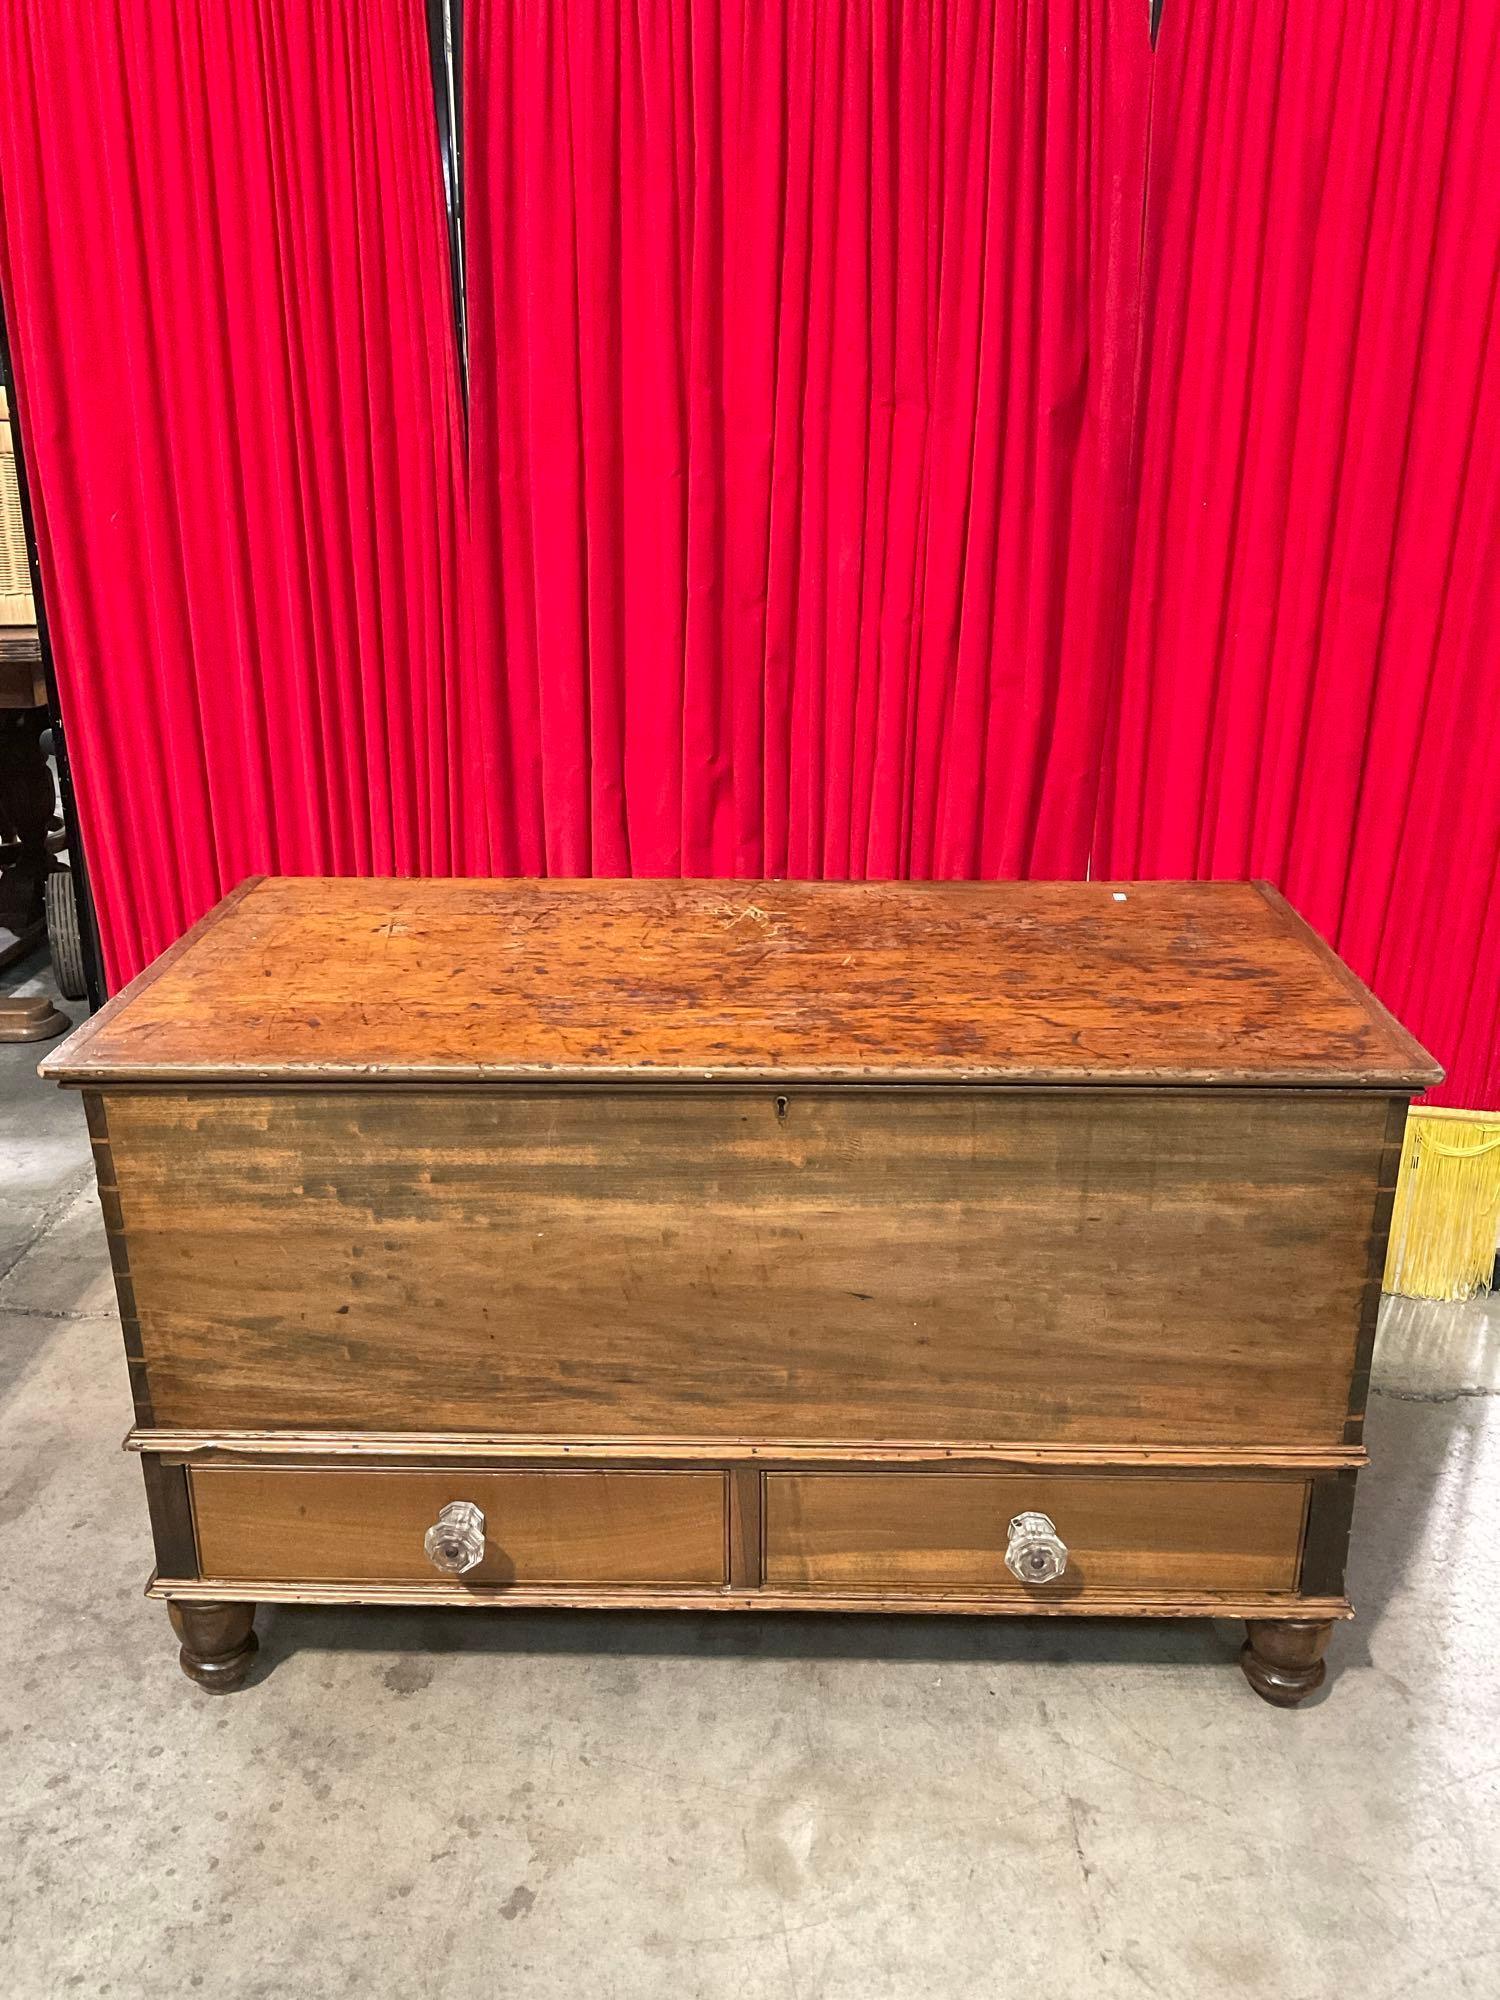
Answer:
[1384, 1107, 1500, 1303]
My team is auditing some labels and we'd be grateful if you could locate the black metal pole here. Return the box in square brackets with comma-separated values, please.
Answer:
[426, 0, 467, 398]
[0, 291, 108, 1010]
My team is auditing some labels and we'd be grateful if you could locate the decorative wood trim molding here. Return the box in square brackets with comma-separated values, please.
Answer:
[125, 1430, 1368, 1473]
[53, 1073, 1436, 1095]
[145, 1574, 1355, 1621]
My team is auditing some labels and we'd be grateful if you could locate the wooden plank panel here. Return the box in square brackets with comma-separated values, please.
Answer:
[1344, 1095, 1412, 1444]
[765, 1473, 1308, 1592]
[111, 1087, 1388, 1444]
[84, 1091, 154, 1425]
[42, 876, 1440, 1089]
[727, 1468, 764, 1587]
[190, 1468, 727, 1586]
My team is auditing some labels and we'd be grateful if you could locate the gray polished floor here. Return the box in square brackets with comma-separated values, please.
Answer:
[2, 952, 1497, 2000]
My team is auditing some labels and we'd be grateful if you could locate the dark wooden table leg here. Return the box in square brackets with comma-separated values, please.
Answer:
[1240, 1618, 1332, 1706]
[168, 1601, 258, 1692]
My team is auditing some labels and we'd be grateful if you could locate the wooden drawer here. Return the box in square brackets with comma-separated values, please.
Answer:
[190, 1468, 728, 1587]
[764, 1473, 1308, 1594]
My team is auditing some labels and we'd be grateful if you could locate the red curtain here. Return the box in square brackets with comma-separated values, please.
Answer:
[1100, 0, 1500, 1107]
[0, 0, 467, 989]
[2, 0, 1494, 1104]
[463, 0, 1151, 880]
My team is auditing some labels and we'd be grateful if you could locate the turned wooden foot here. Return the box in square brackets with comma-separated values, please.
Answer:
[168, 1601, 258, 1692]
[1240, 1618, 1332, 1707]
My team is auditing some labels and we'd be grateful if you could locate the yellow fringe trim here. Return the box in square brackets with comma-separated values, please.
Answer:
[1384, 1107, 1500, 1302]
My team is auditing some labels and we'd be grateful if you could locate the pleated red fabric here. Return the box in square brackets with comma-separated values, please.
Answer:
[1100, 0, 1500, 1107]
[2, 0, 1494, 1106]
[0, 0, 467, 989]
[463, 0, 1152, 880]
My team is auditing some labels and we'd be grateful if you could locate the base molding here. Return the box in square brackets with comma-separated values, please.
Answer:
[148, 1575, 1353, 1621]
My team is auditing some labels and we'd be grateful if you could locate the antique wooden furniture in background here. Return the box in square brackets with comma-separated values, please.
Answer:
[42, 877, 1440, 1702]
[0, 628, 68, 1044]
[0, 382, 50, 996]
[1, 383, 79, 1037]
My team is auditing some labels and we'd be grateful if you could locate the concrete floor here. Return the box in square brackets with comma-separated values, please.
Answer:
[2, 955, 1498, 2000]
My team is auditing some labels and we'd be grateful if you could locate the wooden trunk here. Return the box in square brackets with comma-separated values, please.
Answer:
[43, 876, 1439, 1701]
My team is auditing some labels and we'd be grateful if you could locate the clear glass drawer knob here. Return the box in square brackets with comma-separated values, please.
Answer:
[1005, 1511, 1069, 1585]
[423, 1500, 486, 1575]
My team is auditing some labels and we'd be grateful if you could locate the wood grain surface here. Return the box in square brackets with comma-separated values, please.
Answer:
[41, 876, 1439, 1088]
[148, 1577, 1346, 1620]
[109, 1086, 1387, 1445]
[127, 1431, 1369, 1470]
[190, 1468, 728, 1586]
[764, 1471, 1307, 1591]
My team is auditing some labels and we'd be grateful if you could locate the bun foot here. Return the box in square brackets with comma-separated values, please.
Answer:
[168, 1601, 258, 1692]
[1240, 1618, 1332, 1707]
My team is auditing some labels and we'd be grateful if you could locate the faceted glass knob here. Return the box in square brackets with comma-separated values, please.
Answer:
[423, 1499, 486, 1575]
[1005, 1511, 1068, 1585]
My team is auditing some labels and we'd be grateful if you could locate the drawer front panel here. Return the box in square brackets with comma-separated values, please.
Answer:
[190, 1468, 727, 1586]
[764, 1473, 1308, 1593]
[110, 1088, 1387, 1445]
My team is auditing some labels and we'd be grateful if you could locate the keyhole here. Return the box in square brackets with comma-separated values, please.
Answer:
[774, 1094, 790, 1123]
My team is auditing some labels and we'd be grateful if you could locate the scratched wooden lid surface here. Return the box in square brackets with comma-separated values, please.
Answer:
[40, 876, 1441, 1090]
